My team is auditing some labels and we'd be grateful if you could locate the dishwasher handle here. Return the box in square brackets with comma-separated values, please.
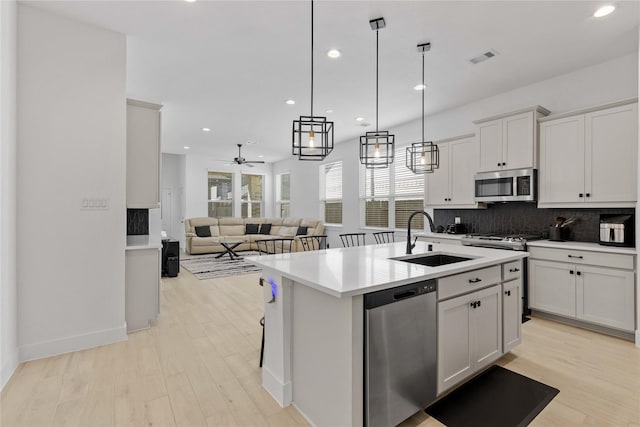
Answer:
[394, 290, 417, 300]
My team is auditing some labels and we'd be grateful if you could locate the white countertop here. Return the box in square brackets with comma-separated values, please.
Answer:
[527, 240, 637, 255]
[126, 234, 162, 250]
[245, 241, 527, 298]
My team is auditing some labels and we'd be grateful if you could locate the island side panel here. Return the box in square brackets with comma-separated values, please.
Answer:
[261, 270, 293, 406]
[291, 281, 364, 427]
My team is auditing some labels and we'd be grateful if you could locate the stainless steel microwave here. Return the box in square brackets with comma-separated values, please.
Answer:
[474, 168, 537, 202]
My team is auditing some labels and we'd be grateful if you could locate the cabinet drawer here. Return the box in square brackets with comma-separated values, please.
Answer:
[438, 266, 501, 300]
[528, 246, 634, 270]
[503, 260, 523, 281]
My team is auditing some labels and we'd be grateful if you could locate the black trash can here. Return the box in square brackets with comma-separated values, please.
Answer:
[166, 256, 179, 277]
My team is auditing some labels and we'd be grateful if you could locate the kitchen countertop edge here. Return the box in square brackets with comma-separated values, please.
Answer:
[527, 240, 637, 255]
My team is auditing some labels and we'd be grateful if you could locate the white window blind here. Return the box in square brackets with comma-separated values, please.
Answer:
[360, 145, 425, 229]
[321, 161, 343, 224]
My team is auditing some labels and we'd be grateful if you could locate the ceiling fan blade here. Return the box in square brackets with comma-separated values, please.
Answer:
[245, 163, 255, 168]
[244, 161, 265, 164]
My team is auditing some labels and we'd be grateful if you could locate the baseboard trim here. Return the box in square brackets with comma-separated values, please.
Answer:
[531, 310, 635, 341]
[261, 365, 292, 407]
[1, 347, 19, 391]
[18, 323, 127, 362]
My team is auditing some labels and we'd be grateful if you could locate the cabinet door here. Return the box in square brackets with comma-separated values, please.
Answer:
[471, 285, 502, 369]
[576, 265, 635, 331]
[449, 137, 477, 206]
[529, 259, 576, 317]
[503, 112, 534, 170]
[502, 279, 522, 352]
[127, 101, 161, 208]
[539, 115, 585, 205]
[438, 292, 472, 393]
[586, 103, 638, 204]
[125, 248, 161, 333]
[477, 119, 503, 172]
[426, 141, 450, 206]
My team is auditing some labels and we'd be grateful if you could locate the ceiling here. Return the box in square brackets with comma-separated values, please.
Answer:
[25, 0, 640, 163]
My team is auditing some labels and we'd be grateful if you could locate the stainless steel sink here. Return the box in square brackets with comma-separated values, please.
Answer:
[391, 253, 474, 267]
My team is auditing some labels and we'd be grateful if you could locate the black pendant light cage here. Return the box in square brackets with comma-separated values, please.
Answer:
[360, 131, 395, 169]
[292, 0, 334, 161]
[292, 116, 334, 160]
[407, 42, 439, 174]
[360, 17, 395, 169]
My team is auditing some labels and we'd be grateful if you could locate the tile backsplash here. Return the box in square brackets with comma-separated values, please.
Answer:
[127, 208, 149, 235]
[433, 203, 634, 243]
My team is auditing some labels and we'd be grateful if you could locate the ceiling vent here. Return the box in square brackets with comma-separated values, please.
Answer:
[469, 49, 499, 64]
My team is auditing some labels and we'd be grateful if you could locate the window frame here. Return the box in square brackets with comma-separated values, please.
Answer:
[207, 171, 234, 218]
[320, 160, 343, 225]
[359, 145, 426, 231]
[240, 172, 265, 218]
[276, 172, 291, 218]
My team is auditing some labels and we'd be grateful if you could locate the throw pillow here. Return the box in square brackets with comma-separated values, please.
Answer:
[259, 223, 272, 235]
[296, 226, 308, 236]
[194, 225, 211, 237]
[245, 223, 260, 234]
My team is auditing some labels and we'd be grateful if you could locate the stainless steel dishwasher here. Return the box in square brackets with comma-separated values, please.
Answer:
[364, 280, 437, 427]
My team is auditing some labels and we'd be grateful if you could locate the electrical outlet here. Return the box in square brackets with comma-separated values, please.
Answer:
[81, 198, 110, 210]
[455, 216, 461, 224]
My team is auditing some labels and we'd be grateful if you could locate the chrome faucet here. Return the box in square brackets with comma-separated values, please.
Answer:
[406, 210, 436, 254]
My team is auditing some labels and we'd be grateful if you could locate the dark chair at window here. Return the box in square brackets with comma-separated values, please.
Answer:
[298, 235, 328, 251]
[339, 233, 366, 247]
[256, 238, 295, 255]
[372, 231, 395, 244]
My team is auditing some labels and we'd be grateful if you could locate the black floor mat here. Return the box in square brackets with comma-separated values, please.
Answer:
[425, 365, 559, 427]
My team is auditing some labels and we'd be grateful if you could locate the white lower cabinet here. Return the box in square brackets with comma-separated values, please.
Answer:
[502, 279, 522, 352]
[529, 255, 635, 332]
[438, 285, 502, 393]
[417, 235, 462, 246]
[125, 248, 161, 332]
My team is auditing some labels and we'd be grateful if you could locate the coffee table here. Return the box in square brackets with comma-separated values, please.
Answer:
[216, 239, 245, 260]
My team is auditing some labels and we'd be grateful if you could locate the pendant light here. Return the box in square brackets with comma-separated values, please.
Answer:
[406, 42, 439, 173]
[359, 17, 394, 169]
[292, 0, 334, 161]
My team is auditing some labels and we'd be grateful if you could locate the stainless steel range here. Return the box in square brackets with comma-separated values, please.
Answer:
[461, 233, 542, 321]
[461, 233, 541, 251]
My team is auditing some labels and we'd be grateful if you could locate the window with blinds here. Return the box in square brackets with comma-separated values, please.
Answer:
[208, 171, 233, 217]
[360, 146, 425, 229]
[276, 173, 291, 218]
[241, 173, 263, 218]
[320, 161, 343, 224]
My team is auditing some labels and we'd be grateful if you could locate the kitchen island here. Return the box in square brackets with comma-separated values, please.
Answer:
[246, 241, 527, 426]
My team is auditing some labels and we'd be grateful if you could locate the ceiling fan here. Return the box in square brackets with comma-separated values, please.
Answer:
[232, 143, 264, 167]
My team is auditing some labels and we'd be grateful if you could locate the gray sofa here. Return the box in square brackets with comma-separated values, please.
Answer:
[184, 217, 325, 255]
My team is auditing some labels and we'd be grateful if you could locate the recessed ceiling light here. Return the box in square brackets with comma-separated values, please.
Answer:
[202, 127, 210, 132]
[285, 99, 295, 105]
[184, 0, 196, 3]
[413, 84, 427, 91]
[184, 146, 190, 149]
[326, 109, 333, 113]
[327, 49, 342, 58]
[355, 117, 364, 121]
[594, 5, 615, 17]
[258, 155, 264, 158]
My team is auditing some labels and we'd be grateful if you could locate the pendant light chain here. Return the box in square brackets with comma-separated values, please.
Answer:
[421, 50, 425, 143]
[310, 0, 314, 118]
[375, 28, 379, 134]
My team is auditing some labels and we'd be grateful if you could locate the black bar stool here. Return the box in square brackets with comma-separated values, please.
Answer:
[298, 235, 328, 251]
[372, 231, 395, 244]
[339, 233, 366, 247]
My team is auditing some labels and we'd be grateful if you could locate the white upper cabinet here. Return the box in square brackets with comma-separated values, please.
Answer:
[426, 134, 480, 208]
[474, 106, 550, 173]
[127, 99, 162, 208]
[539, 100, 637, 207]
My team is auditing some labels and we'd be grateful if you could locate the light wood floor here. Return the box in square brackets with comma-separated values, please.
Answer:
[2, 263, 639, 426]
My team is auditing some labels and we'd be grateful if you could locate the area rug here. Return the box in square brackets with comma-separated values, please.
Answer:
[425, 365, 559, 427]
[180, 252, 262, 279]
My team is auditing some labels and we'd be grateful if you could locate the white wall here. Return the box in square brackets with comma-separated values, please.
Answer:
[161, 153, 186, 248]
[17, 5, 127, 361]
[275, 52, 639, 246]
[0, 0, 18, 389]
